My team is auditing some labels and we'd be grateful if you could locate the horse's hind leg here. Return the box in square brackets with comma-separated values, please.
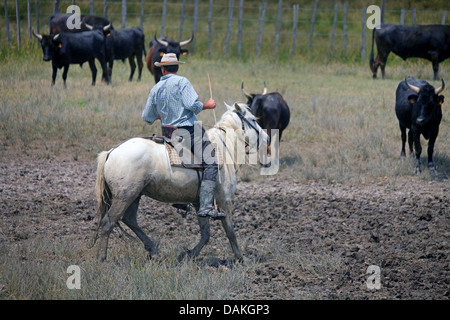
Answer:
[221, 213, 243, 262]
[178, 216, 210, 261]
[122, 196, 157, 258]
[97, 198, 131, 262]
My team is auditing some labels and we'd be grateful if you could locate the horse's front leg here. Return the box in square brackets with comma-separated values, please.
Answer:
[221, 209, 243, 262]
[178, 216, 210, 261]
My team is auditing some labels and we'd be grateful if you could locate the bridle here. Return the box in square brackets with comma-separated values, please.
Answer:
[235, 111, 265, 152]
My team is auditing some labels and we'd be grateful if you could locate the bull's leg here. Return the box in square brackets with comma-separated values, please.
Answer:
[106, 59, 113, 81]
[88, 59, 97, 86]
[51, 64, 58, 86]
[407, 129, 414, 156]
[136, 54, 143, 82]
[178, 216, 210, 261]
[221, 207, 243, 262]
[121, 196, 157, 258]
[412, 132, 422, 174]
[62, 65, 69, 89]
[128, 56, 136, 82]
[432, 60, 439, 81]
[97, 198, 131, 262]
[97, 57, 110, 85]
[399, 124, 407, 157]
[427, 133, 438, 172]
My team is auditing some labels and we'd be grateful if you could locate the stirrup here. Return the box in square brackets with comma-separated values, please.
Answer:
[172, 204, 191, 218]
[197, 207, 226, 219]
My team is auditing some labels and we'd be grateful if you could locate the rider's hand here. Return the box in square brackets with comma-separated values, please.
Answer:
[203, 98, 216, 110]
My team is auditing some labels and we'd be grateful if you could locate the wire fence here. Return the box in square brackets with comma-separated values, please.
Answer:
[1, 0, 449, 62]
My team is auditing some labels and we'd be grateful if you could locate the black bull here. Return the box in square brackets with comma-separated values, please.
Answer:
[241, 83, 290, 150]
[145, 35, 193, 83]
[33, 30, 110, 87]
[49, 13, 113, 34]
[102, 27, 146, 82]
[370, 24, 450, 80]
[395, 77, 445, 174]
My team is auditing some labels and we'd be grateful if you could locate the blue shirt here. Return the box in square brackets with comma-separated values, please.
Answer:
[142, 73, 204, 127]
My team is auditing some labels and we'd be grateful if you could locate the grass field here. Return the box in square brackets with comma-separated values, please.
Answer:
[1, 49, 449, 181]
[0, 45, 449, 300]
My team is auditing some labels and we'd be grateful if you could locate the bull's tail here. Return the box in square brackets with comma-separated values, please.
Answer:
[142, 34, 147, 57]
[88, 150, 112, 249]
[369, 27, 376, 68]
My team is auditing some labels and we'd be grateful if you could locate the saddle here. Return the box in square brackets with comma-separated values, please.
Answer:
[147, 125, 223, 170]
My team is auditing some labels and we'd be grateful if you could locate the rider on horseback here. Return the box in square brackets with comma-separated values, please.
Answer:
[142, 53, 225, 219]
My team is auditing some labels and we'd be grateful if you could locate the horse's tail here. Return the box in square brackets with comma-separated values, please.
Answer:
[89, 150, 112, 249]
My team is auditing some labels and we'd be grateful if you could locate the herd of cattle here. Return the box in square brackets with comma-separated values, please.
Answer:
[32, 13, 447, 175]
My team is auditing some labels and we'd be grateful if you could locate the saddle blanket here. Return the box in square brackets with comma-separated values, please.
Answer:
[165, 141, 224, 170]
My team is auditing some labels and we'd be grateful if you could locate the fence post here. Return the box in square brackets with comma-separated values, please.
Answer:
[15, 0, 21, 48]
[192, 0, 199, 51]
[308, 1, 319, 58]
[140, 0, 144, 29]
[35, 0, 39, 34]
[442, 11, 447, 25]
[255, 2, 266, 58]
[290, 4, 299, 58]
[381, 0, 385, 24]
[412, 8, 416, 25]
[53, 0, 60, 14]
[208, 0, 213, 58]
[343, 2, 348, 56]
[273, 0, 282, 60]
[361, 7, 366, 61]
[4, 0, 11, 46]
[104, 0, 108, 19]
[121, 0, 126, 29]
[329, 2, 338, 60]
[223, 0, 234, 57]
[178, 0, 186, 41]
[160, 0, 167, 37]
[400, 9, 405, 24]
[27, 0, 32, 39]
[237, 0, 244, 57]
[89, 0, 94, 15]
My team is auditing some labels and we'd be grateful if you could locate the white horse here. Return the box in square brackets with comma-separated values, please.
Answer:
[93, 102, 270, 262]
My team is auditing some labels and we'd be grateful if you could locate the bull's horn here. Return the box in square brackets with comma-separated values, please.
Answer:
[435, 78, 445, 95]
[405, 77, 420, 94]
[32, 30, 42, 40]
[262, 82, 267, 95]
[53, 33, 60, 41]
[103, 23, 111, 31]
[155, 34, 169, 47]
[84, 22, 94, 30]
[180, 34, 194, 47]
[241, 82, 252, 99]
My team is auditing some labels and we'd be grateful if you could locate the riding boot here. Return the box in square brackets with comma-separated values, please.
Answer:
[197, 180, 225, 219]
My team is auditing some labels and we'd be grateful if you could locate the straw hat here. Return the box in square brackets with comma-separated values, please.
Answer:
[154, 53, 185, 67]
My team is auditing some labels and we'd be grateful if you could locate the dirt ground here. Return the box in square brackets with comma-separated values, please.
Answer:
[0, 156, 449, 300]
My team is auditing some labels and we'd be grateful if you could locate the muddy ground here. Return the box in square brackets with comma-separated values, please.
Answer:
[0, 157, 449, 300]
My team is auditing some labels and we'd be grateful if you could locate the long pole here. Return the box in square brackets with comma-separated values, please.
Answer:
[207, 73, 221, 189]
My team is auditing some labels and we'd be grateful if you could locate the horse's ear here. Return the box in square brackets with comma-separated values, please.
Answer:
[234, 102, 243, 113]
[224, 102, 233, 111]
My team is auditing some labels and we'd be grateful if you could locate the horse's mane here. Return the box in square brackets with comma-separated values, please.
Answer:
[206, 102, 252, 170]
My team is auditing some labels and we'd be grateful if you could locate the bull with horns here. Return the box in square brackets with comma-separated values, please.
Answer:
[145, 35, 193, 83]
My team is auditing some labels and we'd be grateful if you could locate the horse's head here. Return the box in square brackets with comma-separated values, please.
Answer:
[224, 102, 270, 153]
